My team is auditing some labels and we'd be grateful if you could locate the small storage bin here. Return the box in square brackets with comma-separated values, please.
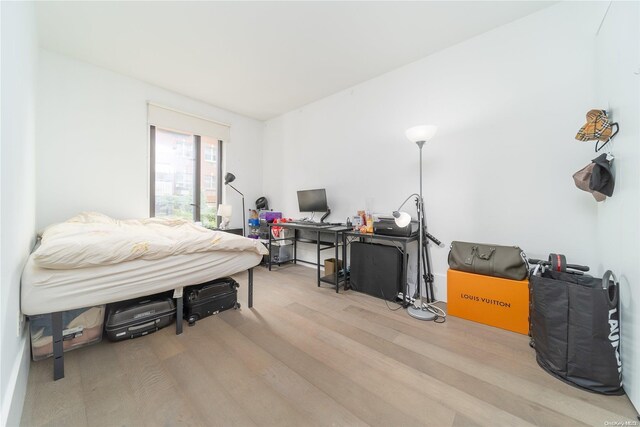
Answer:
[29, 305, 105, 361]
[273, 244, 293, 263]
[265, 244, 293, 264]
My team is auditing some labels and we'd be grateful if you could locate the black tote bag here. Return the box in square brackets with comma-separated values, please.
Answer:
[530, 269, 622, 395]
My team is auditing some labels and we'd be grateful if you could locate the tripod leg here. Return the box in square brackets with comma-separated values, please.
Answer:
[421, 208, 435, 304]
[423, 237, 435, 303]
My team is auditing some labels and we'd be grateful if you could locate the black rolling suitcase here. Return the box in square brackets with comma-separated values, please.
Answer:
[184, 277, 240, 326]
[105, 297, 176, 341]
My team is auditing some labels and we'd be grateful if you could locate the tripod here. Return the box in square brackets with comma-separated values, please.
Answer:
[405, 194, 442, 320]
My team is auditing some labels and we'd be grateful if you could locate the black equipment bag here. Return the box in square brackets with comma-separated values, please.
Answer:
[184, 277, 240, 326]
[105, 297, 176, 341]
[530, 269, 622, 394]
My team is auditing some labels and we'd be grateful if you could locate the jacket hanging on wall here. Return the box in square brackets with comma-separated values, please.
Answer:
[572, 153, 615, 202]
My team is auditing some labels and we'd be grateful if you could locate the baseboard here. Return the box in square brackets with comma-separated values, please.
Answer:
[1, 336, 30, 427]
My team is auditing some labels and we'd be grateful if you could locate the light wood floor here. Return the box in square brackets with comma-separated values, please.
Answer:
[20, 265, 638, 427]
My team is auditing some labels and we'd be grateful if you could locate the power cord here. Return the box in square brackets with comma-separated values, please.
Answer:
[378, 282, 404, 311]
[422, 301, 447, 323]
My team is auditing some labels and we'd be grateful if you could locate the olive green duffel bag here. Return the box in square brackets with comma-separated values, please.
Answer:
[448, 241, 528, 280]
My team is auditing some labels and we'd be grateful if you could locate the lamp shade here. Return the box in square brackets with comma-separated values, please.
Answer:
[405, 125, 438, 143]
[392, 211, 412, 228]
[218, 204, 232, 218]
[224, 172, 236, 185]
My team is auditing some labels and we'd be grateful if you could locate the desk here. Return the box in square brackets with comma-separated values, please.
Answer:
[267, 223, 350, 293]
[342, 231, 418, 306]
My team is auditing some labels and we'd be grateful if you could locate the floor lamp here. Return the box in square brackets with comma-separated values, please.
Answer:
[393, 125, 442, 321]
[224, 172, 246, 236]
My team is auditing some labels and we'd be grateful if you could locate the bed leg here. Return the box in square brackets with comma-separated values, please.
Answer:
[248, 268, 254, 308]
[52, 312, 64, 381]
[175, 296, 183, 335]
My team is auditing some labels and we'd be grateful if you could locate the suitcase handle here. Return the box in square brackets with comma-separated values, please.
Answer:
[602, 270, 619, 308]
[128, 320, 157, 331]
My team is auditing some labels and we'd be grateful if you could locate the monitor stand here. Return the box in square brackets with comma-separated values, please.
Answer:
[320, 208, 331, 223]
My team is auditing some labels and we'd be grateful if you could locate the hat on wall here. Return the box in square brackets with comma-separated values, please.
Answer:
[575, 109, 619, 151]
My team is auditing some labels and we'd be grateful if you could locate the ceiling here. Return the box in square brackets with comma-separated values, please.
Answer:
[37, 1, 554, 120]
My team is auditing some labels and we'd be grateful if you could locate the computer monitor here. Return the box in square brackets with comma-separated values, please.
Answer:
[297, 189, 328, 212]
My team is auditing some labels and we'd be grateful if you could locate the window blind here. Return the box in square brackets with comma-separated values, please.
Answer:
[147, 103, 230, 142]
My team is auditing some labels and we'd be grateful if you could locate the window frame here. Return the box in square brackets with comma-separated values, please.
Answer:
[149, 125, 223, 224]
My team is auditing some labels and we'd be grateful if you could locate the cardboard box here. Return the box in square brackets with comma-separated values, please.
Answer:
[447, 269, 529, 335]
[324, 258, 343, 275]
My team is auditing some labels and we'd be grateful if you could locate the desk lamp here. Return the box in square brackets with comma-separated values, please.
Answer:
[224, 173, 246, 236]
[393, 125, 440, 321]
[218, 204, 233, 229]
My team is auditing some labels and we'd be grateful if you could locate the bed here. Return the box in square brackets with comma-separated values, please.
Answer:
[21, 212, 268, 380]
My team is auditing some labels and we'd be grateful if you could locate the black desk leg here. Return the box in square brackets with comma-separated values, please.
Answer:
[294, 229, 297, 264]
[248, 268, 254, 308]
[268, 229, 272, 271]
[342, 233, 348, 291]
[334, 232, 339, 293]
[176, 296, 183, 335]
[52, 311, 64, 381]
[317, 231, 321, 287]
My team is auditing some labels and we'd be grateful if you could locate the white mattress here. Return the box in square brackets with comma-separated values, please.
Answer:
[21, 251, 262, 315]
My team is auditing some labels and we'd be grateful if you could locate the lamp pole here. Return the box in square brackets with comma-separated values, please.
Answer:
[407, 140, 437, 321]
[227, 184, 245, 237]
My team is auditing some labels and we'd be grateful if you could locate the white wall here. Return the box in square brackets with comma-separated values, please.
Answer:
[36, 50, 264, 231]
[1, 2, 38, 426]
[594, 1, 640, 411]
[263, 2, 607, 300]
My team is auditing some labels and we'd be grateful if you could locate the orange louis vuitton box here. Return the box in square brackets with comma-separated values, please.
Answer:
[447, 269, 529, 334]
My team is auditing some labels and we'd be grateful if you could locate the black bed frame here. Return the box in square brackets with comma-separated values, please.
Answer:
[49, 268, 254, 380]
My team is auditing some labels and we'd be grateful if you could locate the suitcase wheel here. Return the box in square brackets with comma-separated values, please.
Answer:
[187, 315, 198, 327]
[235, 302, 241, 310]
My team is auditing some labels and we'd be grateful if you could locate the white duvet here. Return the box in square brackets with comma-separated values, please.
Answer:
[33, 212, 268, 269]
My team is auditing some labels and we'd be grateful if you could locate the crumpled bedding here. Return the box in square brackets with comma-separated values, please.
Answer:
[33, 212, 268, 269]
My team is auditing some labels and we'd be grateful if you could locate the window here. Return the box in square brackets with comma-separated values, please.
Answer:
[204, 145, 217, 163]
[204, 174, 216, 190]
[150, 127, 223, 228]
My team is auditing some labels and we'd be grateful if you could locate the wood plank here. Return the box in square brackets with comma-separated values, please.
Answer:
[111, 336, 203, 427]
[344, 304, 638, 421]
[226, 310, 427, 427]
[163, 351, 258, 427]
[180, 316, 309, 427]
[24, 350, 88, 427]
[210, 317, 368, 427]
[260, 299, 532, 427]
[286, 301, 584, 427]
[78, 341, 144, 427]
